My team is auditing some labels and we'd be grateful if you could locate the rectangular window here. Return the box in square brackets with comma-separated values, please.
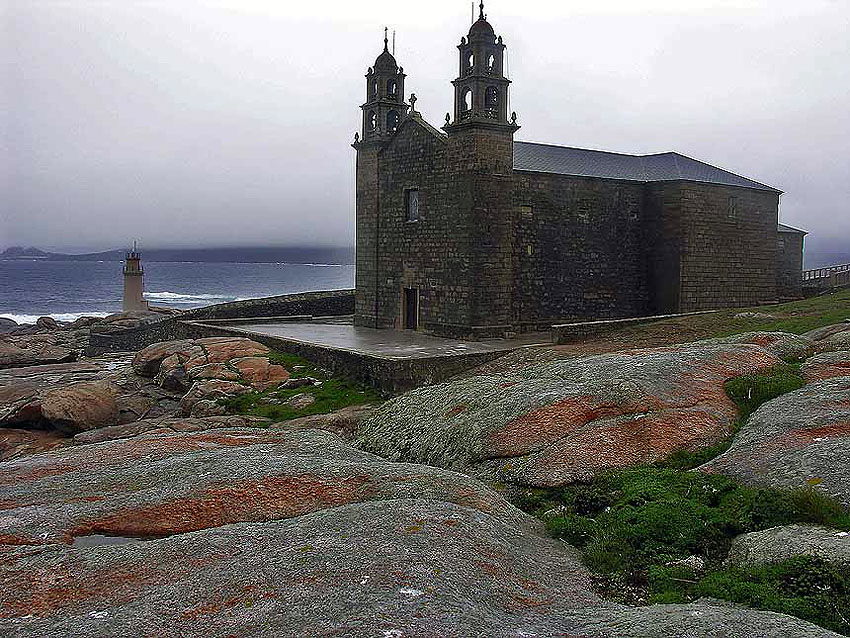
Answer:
[519, 205, 533, 217]
[405, 189, 420, 222]
[728, 196, 739, 219]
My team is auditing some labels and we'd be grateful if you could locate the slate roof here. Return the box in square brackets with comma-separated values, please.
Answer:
[513, 141, 780, 193]
[778, 223, 807, 234]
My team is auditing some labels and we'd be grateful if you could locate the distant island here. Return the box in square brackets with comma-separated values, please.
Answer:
[0, 245, 355, 265]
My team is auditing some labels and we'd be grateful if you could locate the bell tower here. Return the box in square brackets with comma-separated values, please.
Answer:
[445, 2, 517, 134]
[359, 28, 410, 143]
[353, 30, 411, 328]
[443, 2, 519, 336]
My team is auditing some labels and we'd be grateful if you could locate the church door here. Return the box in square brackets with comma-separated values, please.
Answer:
[403, 288, 419, 330]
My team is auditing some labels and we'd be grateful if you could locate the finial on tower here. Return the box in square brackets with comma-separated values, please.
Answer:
[479, 1, 485, 20]
[383, 26, 389, 52]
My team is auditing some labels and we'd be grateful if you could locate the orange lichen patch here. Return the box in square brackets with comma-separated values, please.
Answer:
[231, 357, 290, 390]
[478, 561, 499, 576]
[789, 421, 850, 443]
[0, 562, 159, 618]
[181, 585, 278, 620]
[72, 474, 373, 538]
[491, 394, 666, 457]
[0, 534, 43, 546]
[508, 594, 552, 609]
[444, 404, 469, 418]
[537, 408, 728, 478]
[803, 362, 850, 383]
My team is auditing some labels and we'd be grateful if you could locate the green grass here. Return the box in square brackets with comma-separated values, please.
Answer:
[221, 351, 381, 422]
[654, 557, 850, 635]
[511, 467, 850, 630]
[706, 289, 850, 338]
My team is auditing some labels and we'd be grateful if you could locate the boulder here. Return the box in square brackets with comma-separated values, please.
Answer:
[273, 404, 376, 438]
[231, 356, 289, 389]
[0, 337, 76, 369]
[727, 525, 850, 569]
[358, 343, 782, 486]
[0, 500, 837, 637]
[35, 316, 59, 330]
[67, 316, 102, 330]
[0, 426, 535, 545]
[133, 338, 278, 391]
[179, 379, 251, 417]
[801, 350, 850, 382]
[701, 377, 850, 505]
[0, 317, 18, 334]
[699, 331, 815, 361]
[0, 428, 67, 461]
[814, 329, 850, 354]
[803, 323, 850, 343]
[73, 415, 271, 445]
[40, 381, 120, 433]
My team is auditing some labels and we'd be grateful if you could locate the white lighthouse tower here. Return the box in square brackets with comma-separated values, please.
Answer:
[122, 242, 148, 312]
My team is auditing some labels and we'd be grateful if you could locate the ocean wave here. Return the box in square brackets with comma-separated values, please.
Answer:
[0, 311, 112, 325]
[143, 291, 237, 304]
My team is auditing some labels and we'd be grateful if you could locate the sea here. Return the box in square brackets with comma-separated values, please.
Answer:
[0, 260, 355, 325]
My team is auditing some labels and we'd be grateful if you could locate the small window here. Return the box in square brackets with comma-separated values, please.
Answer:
[467, 52, 474, 69]
[487, 53, 496, 72]
[405, 189, 420, 222]
[728, 196, 739, 219]
[519, 205, 533, 217]
[485, 86, 499, 108]
[386, 110, 400, 133]
[367, 110, 377, 131]
[461, 87, 473, 113]
[386, 78, 398, 100]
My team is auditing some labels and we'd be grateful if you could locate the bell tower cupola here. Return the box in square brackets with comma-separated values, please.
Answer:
[358, 28, 410, 144]
[445, 2, 518, 132]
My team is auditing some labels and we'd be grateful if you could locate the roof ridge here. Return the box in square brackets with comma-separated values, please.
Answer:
[516, 140, 648, 159]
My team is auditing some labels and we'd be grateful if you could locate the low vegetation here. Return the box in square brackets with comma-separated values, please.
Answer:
[510, 362, 850, 634]
[221, 351, 380, 422]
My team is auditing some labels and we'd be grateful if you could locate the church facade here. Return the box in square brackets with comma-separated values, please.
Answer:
[352, 5, 804, 338]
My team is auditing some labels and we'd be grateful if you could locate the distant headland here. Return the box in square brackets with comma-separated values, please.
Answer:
[0, 245, 355, 265]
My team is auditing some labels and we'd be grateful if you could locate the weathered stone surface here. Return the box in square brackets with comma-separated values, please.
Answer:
[699, 331, 815, 361]
[814, 329, 850, 354]
[801, 350, 850, 382]
[0, 428, 67, 461]
[0, 318, 18, 334]
[89, 312, 164, 336]
[179, 380, 251, 417]
[358, 343, 782, 486]
[804, 323, 850, 343]
[35, 316, 59, 331]
[40, 381, 120, 433]
[72, 415, 271, 445]
[0, 337, 75, 369]
[701, 377, 850, 505]
[727, 525, 850, 568]
[274, 404, 377, 438]
[0, 427, 534, 545]
[0, 501, 837, 637]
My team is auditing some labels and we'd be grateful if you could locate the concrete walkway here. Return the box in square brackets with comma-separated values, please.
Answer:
[229, 318, 549, 360]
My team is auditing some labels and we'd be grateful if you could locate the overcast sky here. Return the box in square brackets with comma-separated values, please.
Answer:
[2, 0, 849, 254]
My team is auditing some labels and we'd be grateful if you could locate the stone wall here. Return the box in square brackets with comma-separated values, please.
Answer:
[513, 171, 650, 325]
[88, 290, 354, 355]
[674, 183, 779, 311]
[777, 231, 805, 299]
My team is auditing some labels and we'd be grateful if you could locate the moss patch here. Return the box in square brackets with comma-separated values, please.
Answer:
[222, 351, 381, 422]
[511, 467, 850, 631]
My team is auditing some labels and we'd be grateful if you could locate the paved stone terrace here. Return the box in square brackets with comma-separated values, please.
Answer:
[226, 317, 549, 360]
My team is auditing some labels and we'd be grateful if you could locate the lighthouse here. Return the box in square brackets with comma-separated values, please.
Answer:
[122, 243, 148, 312]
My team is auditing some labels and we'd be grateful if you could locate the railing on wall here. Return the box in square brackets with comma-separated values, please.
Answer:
[802, 263, 850, 288]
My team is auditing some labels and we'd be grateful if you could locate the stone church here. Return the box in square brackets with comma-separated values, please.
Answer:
[352, 3, 805, 338]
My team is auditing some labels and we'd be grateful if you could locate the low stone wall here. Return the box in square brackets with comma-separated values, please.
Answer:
[87, 290, 354, 355]
[551, 309, 719, 344]
[184, 321, 508, 393]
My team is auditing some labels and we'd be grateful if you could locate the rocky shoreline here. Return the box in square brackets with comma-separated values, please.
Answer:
[2, 308, 850, 636]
